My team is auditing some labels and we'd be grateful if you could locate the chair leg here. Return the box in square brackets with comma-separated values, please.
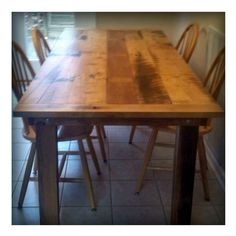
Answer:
[129, 125, 136, 144]
[18, 142, 36, 208]
[78, 139, 96, 210]
[86, 136, 101, 175]
[101, 125, 107, 139]
[135, 128, 158, 193]
[32, 151, 38, 175]
[95, 125, 107, 162]
[58, 153, 67, 177]
[198, 136, 210, 201]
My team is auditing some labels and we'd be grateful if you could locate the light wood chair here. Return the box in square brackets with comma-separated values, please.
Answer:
[31, 27, 51, 65]
[135, 48, 225, 201]
[32, 27, 107, 162]
[175, 23, 200, 63]
[12, 41, 102, 210]
[128, 24, 200, 145]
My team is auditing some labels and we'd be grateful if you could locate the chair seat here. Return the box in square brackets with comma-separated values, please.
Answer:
[22, 125, 36, 141]
[23, 124, 94, 142]
[57, 124, 93, 141]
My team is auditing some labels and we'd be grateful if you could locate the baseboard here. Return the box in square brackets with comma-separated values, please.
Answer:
[205, 142, 225, 191]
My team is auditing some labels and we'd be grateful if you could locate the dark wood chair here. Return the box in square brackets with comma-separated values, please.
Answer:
[12, 41, 102, 210]
[135, 48, 225, 201]
[32, 27, 107, 162]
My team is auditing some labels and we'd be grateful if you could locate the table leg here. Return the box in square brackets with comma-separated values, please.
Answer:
[171, 125, 199, 224]
[36, 122, 59, 225]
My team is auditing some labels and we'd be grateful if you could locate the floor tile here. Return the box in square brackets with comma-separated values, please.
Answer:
[192, 179, 225, 205]
[164, 205, 222, 225]
[113, 206, 166, 225]
[18, 157, 63, 181]
[65, 159, 110, 181]
[110, 159, 154, 181]
[131, 126, 153, 143]
[12, 181, 18, 194]
[195, 159, 217, 180]
[17, 161, 29, 181]
[153, 160, 173, 180]
[61, 181, 111, 207]
[107, 126, 151, 143]
[69, 139, 109, 162]
[58, 141, 70, 151]
[12, 143, 31, 161]
[191, 206, 222, 224]
[12, 161, 25, 181]
[156, 131, 175, 144]
[158, 179, 213, 206]
[12, 181, 64, 207]
[109, 142, 147, 160]
[152, 146, 175, 160]
[111, 181, 162, 206]
[156, 180, 173, 206]
[214, 205, 225, 224]
[60, 206, 112, 225]
[12, 207, 40, 225]
[12, 128, 30, 144]
[152, 160, 214, 181]
[12, 181, 39, 207]
[12, 117, 23, 128]
[208, 180, 225, 205]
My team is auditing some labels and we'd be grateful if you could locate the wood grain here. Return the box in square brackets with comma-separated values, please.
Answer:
[171, 126, 199, 224]
[14, 29, 223, 120]
[36, 123, 59, 224]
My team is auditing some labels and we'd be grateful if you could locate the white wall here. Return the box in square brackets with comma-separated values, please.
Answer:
[75, 12, 96, 28]
[12, 13, 26, 50]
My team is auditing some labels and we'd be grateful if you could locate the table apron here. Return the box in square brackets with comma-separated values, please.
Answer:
[28, 117, 208, 126]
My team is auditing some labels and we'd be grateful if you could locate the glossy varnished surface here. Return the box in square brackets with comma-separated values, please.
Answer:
[14, 29, 223, 119]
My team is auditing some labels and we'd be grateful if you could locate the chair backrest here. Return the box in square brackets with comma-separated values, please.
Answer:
[12, 41, 35, 101]
[12, 41, 35, 135]
[32, 27, 51, 65]
[175, 23, 199, 63]
[203, 47, 225, 100]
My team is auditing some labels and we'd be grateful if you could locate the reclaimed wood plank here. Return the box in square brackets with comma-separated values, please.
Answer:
[171, 126, 199, 224]
[36, 122, 59, 225]
[14, 29, 223, 119]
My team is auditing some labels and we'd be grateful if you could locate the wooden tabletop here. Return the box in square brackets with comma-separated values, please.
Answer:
[13, 28, 223, 120]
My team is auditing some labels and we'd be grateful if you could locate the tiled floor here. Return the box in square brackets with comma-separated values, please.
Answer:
[12, 118, 225, 225]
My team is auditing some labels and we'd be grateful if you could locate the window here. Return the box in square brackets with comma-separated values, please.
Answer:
[24, 12, 76, 60]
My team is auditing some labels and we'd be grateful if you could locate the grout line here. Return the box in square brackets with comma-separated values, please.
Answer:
[12, 181, 18, 196]
[211, 204, 225, 224]
[106, 137, 114, 225]
[12, 206, 39, 209]
[154, 174, 170, 224]
[13, 160, 27, 182]
[59, 141, 71, 213]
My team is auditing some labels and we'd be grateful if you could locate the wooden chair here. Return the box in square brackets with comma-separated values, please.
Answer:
[31, 27, 51, 65]
[12, 41, 102, 210]
[32, 27, 107, 162]
[134, 48, 225, 201]
[128, 24, 200, 145]
[175, 23, 200, 63]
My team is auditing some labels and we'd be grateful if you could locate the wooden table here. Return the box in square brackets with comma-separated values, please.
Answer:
[13, 28, 223, 224]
